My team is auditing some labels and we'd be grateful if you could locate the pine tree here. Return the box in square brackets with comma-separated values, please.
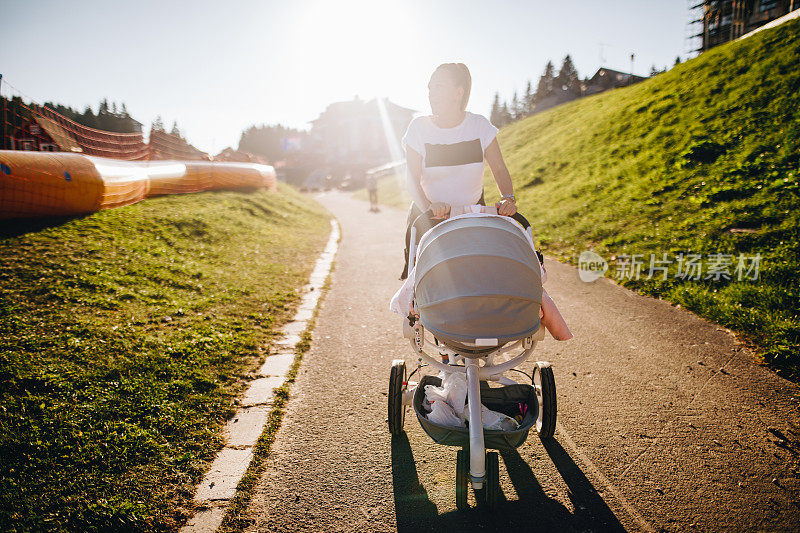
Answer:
[152, 115, 165, 132]
[535, 61, 555, 103]
[170, 121, 181, 138]
[674, 56, 681, 66]
[500, 102, 512, 127]
[556, 55, 580, 95]
[490, 92, 502, 127]
[82, 105, 96, 129]
[524, 80, 534, 116]
[511, 91, 520, 122]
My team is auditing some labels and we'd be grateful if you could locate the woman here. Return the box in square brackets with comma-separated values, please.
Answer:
[400, 62, 518, 279]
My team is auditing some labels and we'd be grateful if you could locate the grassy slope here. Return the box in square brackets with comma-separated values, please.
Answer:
[0, 185, 330, 531]
[485, 20, 800, 378]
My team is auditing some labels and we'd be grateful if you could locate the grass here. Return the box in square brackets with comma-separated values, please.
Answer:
[216, 272, 334, 533]
[352, 173, 412, 210]
[0, 184, 330, 531]
[484, 19, 800, 379]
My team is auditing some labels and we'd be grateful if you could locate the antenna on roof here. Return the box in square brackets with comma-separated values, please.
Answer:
[597, 42, 609, 64]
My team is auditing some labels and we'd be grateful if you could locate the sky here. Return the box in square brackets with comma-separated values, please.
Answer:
[1, 0, 692, 155]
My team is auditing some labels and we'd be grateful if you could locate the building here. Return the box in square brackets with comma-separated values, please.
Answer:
[528, 68, 647, 116]
[692, 0, 799, 52]
[309, 96, 415, 170]
[11, 115, 83, 153]
[583, 68, 648, 96]
[8, 106, 150, 160]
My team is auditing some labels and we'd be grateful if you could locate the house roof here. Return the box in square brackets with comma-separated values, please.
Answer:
[33, 115, 83, 153]
[589, 67, 648, 85]
[310, 97, 416, 124]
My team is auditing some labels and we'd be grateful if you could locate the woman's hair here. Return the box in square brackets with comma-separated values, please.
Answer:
[433, 63, 472, 111]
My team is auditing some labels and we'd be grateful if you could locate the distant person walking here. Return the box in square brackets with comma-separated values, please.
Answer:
[400, 62, 518, 279]
[366, 173, 379, 212]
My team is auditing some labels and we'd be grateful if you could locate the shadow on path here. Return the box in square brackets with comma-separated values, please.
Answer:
[392, 434, 627, 532]
[391, 433, 439, 531]
[540, 437, 626, 532]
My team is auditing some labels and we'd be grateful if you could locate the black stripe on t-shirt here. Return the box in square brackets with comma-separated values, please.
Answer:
[424, 138, 483, 167]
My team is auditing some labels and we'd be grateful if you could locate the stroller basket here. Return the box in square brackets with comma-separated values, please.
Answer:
[413, 375, 539, 450]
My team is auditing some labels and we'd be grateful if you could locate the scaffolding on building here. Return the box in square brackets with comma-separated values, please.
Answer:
[690, 0, 797, 53]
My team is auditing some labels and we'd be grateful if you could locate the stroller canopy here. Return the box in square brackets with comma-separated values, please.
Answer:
[414, 215, 543, 347]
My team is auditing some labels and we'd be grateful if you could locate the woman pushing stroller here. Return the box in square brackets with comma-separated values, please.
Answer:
[397, 62, 571, 342]
[400, 62, 518, 280]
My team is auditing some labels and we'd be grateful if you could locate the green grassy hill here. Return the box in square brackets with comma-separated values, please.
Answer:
[485, 19, 800, 378]
[0, 186, 330, 531]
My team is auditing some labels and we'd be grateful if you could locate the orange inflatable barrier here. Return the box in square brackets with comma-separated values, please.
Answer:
[148, 161, 212, 196]
[0, 151, 277, 220]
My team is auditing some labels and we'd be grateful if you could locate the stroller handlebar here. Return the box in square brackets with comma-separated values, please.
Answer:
[412, 205, 532, 237]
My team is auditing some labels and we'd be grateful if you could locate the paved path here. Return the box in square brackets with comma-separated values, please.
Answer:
[242, 190, 800, 532]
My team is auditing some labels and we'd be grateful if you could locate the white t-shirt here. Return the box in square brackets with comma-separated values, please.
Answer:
[402, 111, 499, 207]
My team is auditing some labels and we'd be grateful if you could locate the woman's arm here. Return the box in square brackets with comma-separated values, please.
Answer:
[406, 147, 450, 218]
[405, 146, 428, 210]
[484, 138, 517, 216]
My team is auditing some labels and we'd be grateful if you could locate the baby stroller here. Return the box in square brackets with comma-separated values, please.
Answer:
[388, 206, 557, 510]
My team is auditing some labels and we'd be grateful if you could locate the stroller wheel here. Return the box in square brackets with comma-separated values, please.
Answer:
[455, 448, 469, 510]
[475, 452, 500, 510]
[388, 359, 406, 435]
[533, 362, 557, 440]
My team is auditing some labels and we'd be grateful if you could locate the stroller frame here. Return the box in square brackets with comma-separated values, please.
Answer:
[390, 208, 556, 509]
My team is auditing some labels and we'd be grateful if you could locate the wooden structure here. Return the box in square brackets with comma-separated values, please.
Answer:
[692, 0, 798, 52]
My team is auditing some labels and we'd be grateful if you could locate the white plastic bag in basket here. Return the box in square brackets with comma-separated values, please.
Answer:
[426, 398, 463, 427]
[463, 404, 520, 431]
[424, 372, 468, 427]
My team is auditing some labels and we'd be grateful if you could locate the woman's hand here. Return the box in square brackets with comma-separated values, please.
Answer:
[429, 202, 451, 219]
[496, 198, 517, 216]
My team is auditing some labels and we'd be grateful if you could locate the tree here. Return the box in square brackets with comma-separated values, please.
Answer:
[237, 123, 310, 161]
[499, 102, 512, 127]
[152, 115, 165, 132]
[556, 54, 580, 96]
[170, 121, 182, 138]
[674, 56, 681, 66]
[535, 61, 555, 103]
[490, 92, 502, 127]
[523, 80, 534, 116]
[511, 91, 521, 121]
[81, 105, 97, 129]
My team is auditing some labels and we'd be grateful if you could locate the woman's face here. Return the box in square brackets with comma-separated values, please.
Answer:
[428, 70, 463, 116]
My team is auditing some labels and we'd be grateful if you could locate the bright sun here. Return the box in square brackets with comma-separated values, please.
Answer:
[294, 0, 410, 90]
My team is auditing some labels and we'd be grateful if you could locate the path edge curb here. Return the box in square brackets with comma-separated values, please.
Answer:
[180, 218, 341, 533]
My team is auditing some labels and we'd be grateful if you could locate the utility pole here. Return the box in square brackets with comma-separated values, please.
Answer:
[630, 53, 635, 85]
